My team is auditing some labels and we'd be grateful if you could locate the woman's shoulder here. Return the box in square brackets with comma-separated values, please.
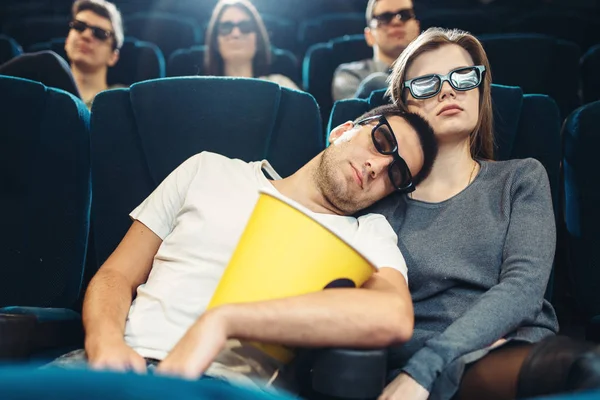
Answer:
[481, 158, 549, 189]
[259, 74, 299, 90]
[483, 158, 546, 177]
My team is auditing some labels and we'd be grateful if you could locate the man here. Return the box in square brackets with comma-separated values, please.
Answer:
[56, 105, 437, 390]
[0, 0, 123, 109]
[65, 0, 124, 108]
[332, 0, 420, 101]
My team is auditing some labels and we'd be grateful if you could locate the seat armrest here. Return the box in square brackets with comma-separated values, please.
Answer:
[0, 313, 37, 358]
[0, 307, 83, 360]
[310, 348, 388, 399]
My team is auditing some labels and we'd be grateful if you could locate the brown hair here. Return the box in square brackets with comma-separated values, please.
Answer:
[387, 27, 495, 160]
[72, 0, 123, 50]
[204, 0, 272, 77]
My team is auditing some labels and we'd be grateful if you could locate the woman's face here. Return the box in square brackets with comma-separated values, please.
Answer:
[217, 6, 257, 65]
[403, 44, 480, 143]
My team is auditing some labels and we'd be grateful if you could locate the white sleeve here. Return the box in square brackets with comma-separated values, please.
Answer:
[129, 153, 203, 239]
[355, 213, 408, 283]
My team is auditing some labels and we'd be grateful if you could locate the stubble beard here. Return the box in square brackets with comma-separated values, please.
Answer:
[314, 150, 362, 215]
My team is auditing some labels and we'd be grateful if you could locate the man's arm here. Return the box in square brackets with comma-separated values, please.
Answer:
[82, 220, 162, 371]
[332, 64, 363, 101]
[157, 267, 413, 379]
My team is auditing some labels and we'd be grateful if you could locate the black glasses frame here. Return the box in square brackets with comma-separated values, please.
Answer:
[403, 65, 486, 100]
[370, 8, 416, 28]
[217, 20, 256, 36]
[355, 115, 415, 193]
[69, 20, 114, 43]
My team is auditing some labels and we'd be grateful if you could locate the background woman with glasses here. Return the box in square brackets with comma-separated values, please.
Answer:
[373, 27, 598, 400]
[203, 0, 298, 90]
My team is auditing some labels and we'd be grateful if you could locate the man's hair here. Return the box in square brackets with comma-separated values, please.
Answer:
[365, 0, 380, 25]
[354, 104, 437, 186]
[72, 0, 124, 50]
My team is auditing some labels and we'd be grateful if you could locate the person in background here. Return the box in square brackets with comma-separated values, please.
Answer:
[64, 0, 124, 108]
[204, 0, 299, 90]
[0, 0, 124, 110]
[332, 0, 420, 101]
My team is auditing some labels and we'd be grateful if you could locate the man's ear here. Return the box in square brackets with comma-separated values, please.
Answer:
[329, 121, 355, 143]
[364, 27, 375, 48]
[107, 48, 120, 67]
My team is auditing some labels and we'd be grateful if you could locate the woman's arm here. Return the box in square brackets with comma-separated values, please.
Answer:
[402, 159, 557, 391]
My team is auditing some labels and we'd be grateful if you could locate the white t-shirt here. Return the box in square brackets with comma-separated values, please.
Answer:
[125, 151, 407, 360]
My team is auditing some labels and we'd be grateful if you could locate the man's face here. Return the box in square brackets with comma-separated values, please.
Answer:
[365, 0, 420, 62]
[315, 115, 424, 214]
[65, 10, 119, 72]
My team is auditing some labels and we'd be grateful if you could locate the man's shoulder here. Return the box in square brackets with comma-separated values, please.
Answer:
[355, 212, 396, 237]
[189, 151, 247, 165]
[335, 59, 375, 75]
[180, 151, 258, 177]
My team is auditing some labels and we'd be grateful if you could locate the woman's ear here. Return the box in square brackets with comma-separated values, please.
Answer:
[329, 121, 355, 143]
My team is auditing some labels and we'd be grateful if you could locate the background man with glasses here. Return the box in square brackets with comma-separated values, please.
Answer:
[0, 0, 123, 109]
[332, 0, 421, 101]
[64, 0, 124, 108]
[52, 104, 437, 390]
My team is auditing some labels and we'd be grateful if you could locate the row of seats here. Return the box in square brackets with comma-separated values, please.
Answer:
[1, 11, 363, 57]
[1, 0, 369, 26]
[3, 7, 600, 58]
[2, 32, 599, 120]
[27, 37, 166, 87]
[0, 74, 323, 315]
[2, 73, 599, 350]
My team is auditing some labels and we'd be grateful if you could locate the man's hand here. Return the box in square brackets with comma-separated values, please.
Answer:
[86, 337, 147, 373]
[156, 308, 229, 380]
[379, 373, 429, 400]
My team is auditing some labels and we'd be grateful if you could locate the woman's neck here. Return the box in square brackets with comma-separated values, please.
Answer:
[410, 139, 480, 203]
[223, 61, 254, 78]
[71, 64, 108, 104]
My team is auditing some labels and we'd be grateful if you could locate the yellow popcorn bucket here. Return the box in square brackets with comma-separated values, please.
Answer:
[207, 189, 377, 363]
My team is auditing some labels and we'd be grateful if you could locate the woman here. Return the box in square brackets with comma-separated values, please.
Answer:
[373, 28, 598, 400]
[203, 0, 298, 90]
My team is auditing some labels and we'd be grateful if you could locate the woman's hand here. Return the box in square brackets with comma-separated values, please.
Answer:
[379, 372, 429, 400]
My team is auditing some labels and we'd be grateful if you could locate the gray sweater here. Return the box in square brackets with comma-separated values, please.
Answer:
[331, 59, 390, 101]
[370, 158, 559, 395]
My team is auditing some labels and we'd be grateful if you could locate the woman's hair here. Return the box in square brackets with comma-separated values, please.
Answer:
[204, 0, 272, 77]
[387, 27, 494, 160]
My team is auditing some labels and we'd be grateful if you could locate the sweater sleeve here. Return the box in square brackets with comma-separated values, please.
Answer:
[402, 159, 556, 391]
[332, 63, 362, 101]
